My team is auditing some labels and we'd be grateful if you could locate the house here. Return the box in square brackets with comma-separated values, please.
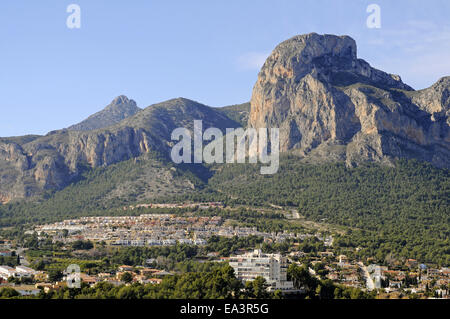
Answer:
[389, 281, 402, 289]
[145, 258, 157, 265]
[327, 272, 339, 280]
[0, 265, 17, 279]
[0, 250, 12, 257]
[118, 265, 134, 272]
[137, 268, 160, 277]
[0, 240, 12, 249]
[34, 272, 49, 282]
[289, 251, 306, 258]
[194, 239, 207, 245]
[406, 259, 418, 269]
[80, 273, 98, 286]
[427, 268, 440, 277]
[36, 282, 67, 293]
[15, 266, 37, 278]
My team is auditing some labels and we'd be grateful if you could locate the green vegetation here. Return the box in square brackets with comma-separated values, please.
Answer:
[120, 272, 133, 284]
[287, 263, 375, 299]
[110, 244, 199, 267]
[1, 263, 370, 299]
[20, 238, 272, 275]
[72, 240, 94, 250]
[206, 235, 264, 257]
[0, 287, 20, 298]
[34, 265, 259, 299]
[203, 157, 449, 265]
[0, 153, 202, 226]
[216, 102, 250, 128]
[1, 156, 448, 267]
[0, 255, 19, 267]
[193, 208, 307, 234]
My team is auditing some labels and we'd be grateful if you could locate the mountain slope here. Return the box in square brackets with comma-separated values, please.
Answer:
[201, 157, 449, 264]
[68, 95, 141, 131]
[0, 98, 240, 202]
[249, 33, 449, 168]
[216, 103, 250, 128]
[1, 32, 449, 206]
[0, 152, 202, 225]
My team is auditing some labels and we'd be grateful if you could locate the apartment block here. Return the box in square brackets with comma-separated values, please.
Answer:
[229, 249, 294, 292]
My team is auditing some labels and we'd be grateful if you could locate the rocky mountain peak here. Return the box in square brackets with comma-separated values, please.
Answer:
[68, 96, 141, 131]
[270, 33, 357, 70]
[249, 33, 449, 168]
[110, 95, 137, 107]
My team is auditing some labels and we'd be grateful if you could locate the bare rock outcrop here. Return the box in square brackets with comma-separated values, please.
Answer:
[0, 98, 240, 201]
[68, 95, 141, 131]
[249, 33, 449, 167]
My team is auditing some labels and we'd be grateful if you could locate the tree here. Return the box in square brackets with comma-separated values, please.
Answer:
[244, 277, 269, 299]
[120, 272, 133, 284]
[315, 279, 335, 299]
[72, 240, 94, 250]
[288, 264, 319, 295]
[252, 277, 269, 299]
[48, 270, 63, 282]
[0, 287, 19, 298]
[34, 259, 46, 271]
[273, 289, 283, 299]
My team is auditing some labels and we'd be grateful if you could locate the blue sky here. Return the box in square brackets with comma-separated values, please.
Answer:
[1, 0, 449, 137]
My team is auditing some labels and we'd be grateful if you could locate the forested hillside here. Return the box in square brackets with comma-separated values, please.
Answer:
[202, 157, 449, 265]
[0, 152, 203, 226]
[0, 155, 448, 265]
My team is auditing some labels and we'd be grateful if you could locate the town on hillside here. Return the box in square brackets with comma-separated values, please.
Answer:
[1, 203, 448, 299]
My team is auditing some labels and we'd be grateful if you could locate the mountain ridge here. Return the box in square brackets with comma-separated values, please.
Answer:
[0, 32, 449, 203]
[0, 97, 240, 202]
[67, 95, 141, 131]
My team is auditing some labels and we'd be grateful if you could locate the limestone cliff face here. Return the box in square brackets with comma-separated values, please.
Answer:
[51, 127, 156, 170]
[0, 127, 156, 203]
[0, 98, 239, 202]
[249, 33, 449, 167]
[0, 142, 30, 171]
[410, 77, 450, 125]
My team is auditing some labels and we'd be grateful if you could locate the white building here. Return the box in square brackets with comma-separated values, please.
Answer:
[15, 266, 37, 278]
[0, 265, 39, 280]
[229, 249, 295, 292]
[0, 265, 17, 280]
